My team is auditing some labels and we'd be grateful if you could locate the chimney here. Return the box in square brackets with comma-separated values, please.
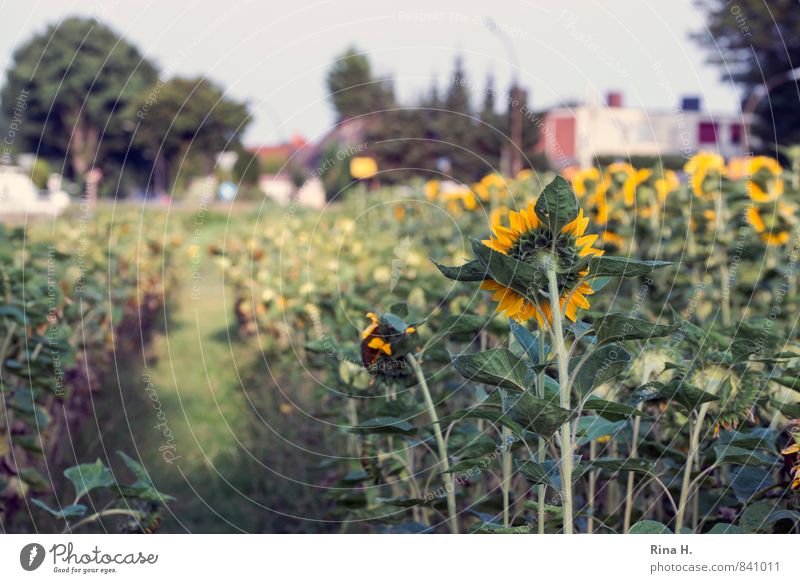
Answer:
[607, 91, 623, 108]
[681, 96, 702, 112]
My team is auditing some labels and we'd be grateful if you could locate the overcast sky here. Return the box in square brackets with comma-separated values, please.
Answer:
[0, 0, 739, 146]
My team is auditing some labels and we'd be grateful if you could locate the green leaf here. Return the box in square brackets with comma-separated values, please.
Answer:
[470, 239, 548, 299]
[707, 523, 744, 534]
[510, 320, 547, 364]
[629, 520, 671, 534]
[587, 257, 675, 279]
[586, 457, 655, 475]
[431, 258, 486, 282]
[570, 343, 630, 393]
[18, 467, 50, 492]
[451, 348, 530, 392]
[534, 175, 579, 234]
[740, 501, 774, 533]
[514, 459, 555, 487]
[116, 451, 175, 502]
[445, 459, 492, 475]
[502, 391, 575, 438]
[582, 396, 647, 419]
[31, 499, 87, 519]
[349, 417, 417, 436]
[713, 444, 777, 467]
[576, 416, 627, 445]
[592, 313, 680, 345]
[63, 460, 116, 500]
[638, 379, 719, 412]
[438, 314, 489, 336]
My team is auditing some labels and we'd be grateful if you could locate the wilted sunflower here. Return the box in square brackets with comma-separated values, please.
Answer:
[745, 156, 783, 202]
[479, 202, 604, 327]
[360, 312, 417, 377]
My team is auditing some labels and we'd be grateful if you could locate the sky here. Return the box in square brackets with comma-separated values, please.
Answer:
[0, 0, 739, 146]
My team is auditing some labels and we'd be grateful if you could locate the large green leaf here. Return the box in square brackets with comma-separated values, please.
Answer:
[534, 175, 579, 234]
[514, 459, 556, 487]
[64, 459, 115, 500]
[502, 391, 575, 438]
[470, 239, 548, 298]
[576, 416, 627, 445]
[432, 258, 487, 282]
[587, 256, 675, 279]
[569, 343, 630, 393]
[451, 348, 530, 392]
[591, 313, 680, 345]
[713, 444, 778, 467]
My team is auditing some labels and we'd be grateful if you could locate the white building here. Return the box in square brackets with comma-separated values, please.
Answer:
[536, 93, 751, 168]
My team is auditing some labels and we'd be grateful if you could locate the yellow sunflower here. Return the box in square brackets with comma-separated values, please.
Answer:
[424, 179, 440, 201]
[653, 170, 680, 202]
[684, 152, 725, 197]
[571, 167, 605, 199]
[479, 202, 604, 327]
[746, 206, 791, 246]
[745, 156, 783, 202]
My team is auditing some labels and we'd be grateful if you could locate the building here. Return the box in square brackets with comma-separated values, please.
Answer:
[536, 93, 751, 168]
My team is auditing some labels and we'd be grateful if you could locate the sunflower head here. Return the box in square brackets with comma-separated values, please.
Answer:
[360, 311, 418, 377]
[684, 152, 726, 197]
[746, 205, 793, 246]
[745, 156, 784, 202]
[479, 194, 604, 327]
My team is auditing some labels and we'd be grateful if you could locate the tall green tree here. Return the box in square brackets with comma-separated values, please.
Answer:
[0, 17, 158, 180]
[125, 76, 251, 194]
[694, 0, 800, 148]
[326, 47, 395, 121]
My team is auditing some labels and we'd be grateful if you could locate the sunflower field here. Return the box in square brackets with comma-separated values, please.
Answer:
[4, 153, 800, 535]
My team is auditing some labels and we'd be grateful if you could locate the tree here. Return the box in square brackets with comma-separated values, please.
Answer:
[125, 76, 251, 194]
[0, 17, 158, 181]
[693, 0, 800, 148]
[326, 47, 394, 121]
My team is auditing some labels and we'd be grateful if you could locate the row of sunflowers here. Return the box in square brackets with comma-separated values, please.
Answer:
[1, 211, 178, 533]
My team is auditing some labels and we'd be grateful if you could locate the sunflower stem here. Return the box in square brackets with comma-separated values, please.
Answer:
[407, 353, 458, 534]
[675, 402, 710, 533]
[537, 328, 547, 534]
[546, 260, 573, 534]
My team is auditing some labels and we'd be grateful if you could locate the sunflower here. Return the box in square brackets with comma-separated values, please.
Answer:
[684, 152, 725, 197]
[745, 156, 783, 202]
[571, 167, 605, 199]
[746, 206, 792, 246]
[424, 179, 440, 201]
[604, 162, 647, 206]
[653, 170, 680, 202]
[479, 202, 604, 327]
